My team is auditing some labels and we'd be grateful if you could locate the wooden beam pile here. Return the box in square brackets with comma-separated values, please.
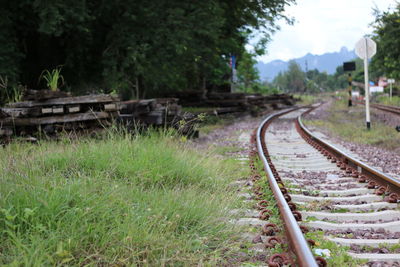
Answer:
[119, 97, 197, 136]
[119, 98, 182, 126]
[169, 91, 295, 115]
[0, 90, 120, 139]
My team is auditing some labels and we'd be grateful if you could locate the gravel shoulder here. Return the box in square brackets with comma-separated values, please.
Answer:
[304, 101, 400, 180]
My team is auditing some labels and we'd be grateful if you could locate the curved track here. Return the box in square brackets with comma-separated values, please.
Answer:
[256, 107, 400, 266]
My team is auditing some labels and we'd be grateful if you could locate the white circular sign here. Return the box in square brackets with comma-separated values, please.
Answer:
[355, 37, 376, 59]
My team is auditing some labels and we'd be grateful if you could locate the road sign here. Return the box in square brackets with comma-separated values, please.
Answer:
[343, 61, 356, 71]
[355, 37, 377, 130]
[388, 79, 395, 84]
[355, 37, 376, 59]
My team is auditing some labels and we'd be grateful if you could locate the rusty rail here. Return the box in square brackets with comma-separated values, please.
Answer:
[297, 111, 400, 197]
[370, 103, 400, 115]
[354, 100, 400, 116]
[256, 108, 318, 267]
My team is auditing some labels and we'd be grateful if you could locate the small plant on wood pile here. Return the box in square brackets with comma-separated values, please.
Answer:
[39, 67, 64, 91]
[0, 76, 24, 103]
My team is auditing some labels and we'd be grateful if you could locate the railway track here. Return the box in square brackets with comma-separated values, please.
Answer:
[254, 107, 400, 266]
[355, 101, 400, 116]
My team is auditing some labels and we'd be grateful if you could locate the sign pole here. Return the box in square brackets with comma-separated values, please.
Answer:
[364, 38, 371, 130]
[356, 37, 375, 130]
[390, 82, 393, 100]
[348, 73, 352, 106]
[388, 79, 395, 100]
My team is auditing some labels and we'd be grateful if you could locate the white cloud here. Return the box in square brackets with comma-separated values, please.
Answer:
[257, 0, 396, 63]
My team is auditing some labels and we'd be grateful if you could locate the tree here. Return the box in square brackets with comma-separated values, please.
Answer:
[237, 51, 260, 92]
[370, 4, 400, 80]
[273, 61, 306, 93]
[0, 0, 295, 103]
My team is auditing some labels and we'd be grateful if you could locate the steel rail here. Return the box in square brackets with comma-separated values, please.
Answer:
[371, 103, 400, 115]
[256, 108, 318, 267]
[354, 100, 400, 116]
[297, 111, 400, 195]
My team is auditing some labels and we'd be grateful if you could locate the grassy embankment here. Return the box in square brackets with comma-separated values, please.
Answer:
[305, 97, 400, 150]
[0, 130, 245, 266]
[376, 95, 400, 106]
[293, 94, 318, 106]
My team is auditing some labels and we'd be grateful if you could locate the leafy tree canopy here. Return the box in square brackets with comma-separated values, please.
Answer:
[0, 0, 295, 101]
[370, 4, 400, 80]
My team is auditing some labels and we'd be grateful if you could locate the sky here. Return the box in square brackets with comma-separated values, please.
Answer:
[256, 0, 397, 63]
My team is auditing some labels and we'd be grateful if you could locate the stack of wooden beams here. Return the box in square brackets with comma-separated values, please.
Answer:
[119, 98, 182, 126]
[169, 91, 295, 115]
[168, 91, 206, 106]
[0, 91, 120, 138]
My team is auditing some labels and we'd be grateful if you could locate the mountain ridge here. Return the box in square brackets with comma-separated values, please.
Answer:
[257, 47, 357, 81]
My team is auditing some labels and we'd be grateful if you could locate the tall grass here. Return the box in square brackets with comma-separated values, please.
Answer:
[0, 131, 241, 265]
[305, 98, 400, 150]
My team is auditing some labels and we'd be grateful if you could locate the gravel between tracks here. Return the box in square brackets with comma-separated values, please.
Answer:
[193, 115, 261, 155]
[193, 114, 273, 266]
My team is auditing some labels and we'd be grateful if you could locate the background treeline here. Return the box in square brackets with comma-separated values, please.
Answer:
[265, 3, 400, 94]
[0, 0, 294, 103]
[270, 60, 361, 94]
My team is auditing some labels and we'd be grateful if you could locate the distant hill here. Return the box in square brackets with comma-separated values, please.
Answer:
[257, 47, 357, 81]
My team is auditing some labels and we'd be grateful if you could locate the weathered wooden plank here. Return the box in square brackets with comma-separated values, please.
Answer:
[0, 111, 110, 126]
[104, 103, 120, 111]
[155, 98, 179, 105]
[138, 110, 164, 125]
[0, 109, 8, 118]
[52, 106, 64, 114]
[0, 127, 13, 136]
[207, 92, 246, 100]
[41, 108, 53, 114]
[205, 99, 248, 107]
[120, 99, 156, 115]
[7, 94, 118, 108]
[22, 89, 71, 101]
[68, 106, 80, 113]
[1, 107, 41, 117]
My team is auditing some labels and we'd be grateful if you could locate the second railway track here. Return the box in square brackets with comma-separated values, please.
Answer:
[255, 107, 400, 266]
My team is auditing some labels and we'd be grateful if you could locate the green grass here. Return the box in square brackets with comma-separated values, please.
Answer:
[304, 98, 400, 150]
[0, 130, 243, 266]
[305, 231, 366, 266]
[293, 94, 318, 106]
[376, 95, 400, 107]
[214, 145, 245, 156]
[182, 107, 216, 113]
[197, 114, 237, 135]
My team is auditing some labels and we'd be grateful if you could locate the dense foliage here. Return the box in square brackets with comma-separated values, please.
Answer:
[0, 0, 294, 101]
[370, 4, 400, 81]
